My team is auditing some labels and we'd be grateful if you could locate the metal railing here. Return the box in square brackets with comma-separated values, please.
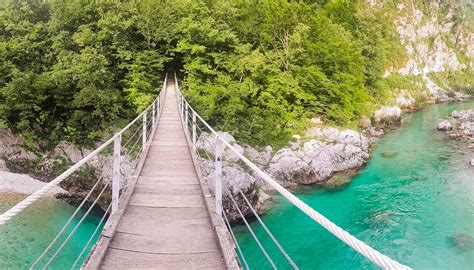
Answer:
[174, 74, 411, 270]
[0, 74, 168, 269]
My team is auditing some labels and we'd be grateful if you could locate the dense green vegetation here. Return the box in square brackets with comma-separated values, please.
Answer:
[0, 0, 472, 149]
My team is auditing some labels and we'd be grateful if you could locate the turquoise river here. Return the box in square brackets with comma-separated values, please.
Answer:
[235, 100, 473, 269]
[0, 193, 103, 269]
[0, 100, 473, 269]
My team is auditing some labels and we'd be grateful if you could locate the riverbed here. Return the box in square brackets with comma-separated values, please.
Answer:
[234, 100, 474, 269]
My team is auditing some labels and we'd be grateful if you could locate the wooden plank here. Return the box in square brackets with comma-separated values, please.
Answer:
[109, 231, 219, 254]
[116, 217, 214, 237]
[133, 186, 202, 195]
[136, 176, 200, 186]
[101, 248, 225, 269]
[123, 205, 209, 220]
[128, 194, 205, 208]
[141, 161, 196, 173]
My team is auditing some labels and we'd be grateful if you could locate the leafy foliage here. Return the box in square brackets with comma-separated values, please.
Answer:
[0, 0, 472, 149]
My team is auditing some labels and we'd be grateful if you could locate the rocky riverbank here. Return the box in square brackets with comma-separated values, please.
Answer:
[0, 127, 134, 211]
[0, 171, 67, 195]
[437, 108, 474, 166]
[194, 94, 472, 222]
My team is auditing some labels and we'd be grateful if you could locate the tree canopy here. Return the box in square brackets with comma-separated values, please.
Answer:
[0, 0, 471, 149]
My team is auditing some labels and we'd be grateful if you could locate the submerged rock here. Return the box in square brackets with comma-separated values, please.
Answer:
[437, 120, 452, 131]
[451, 233, 474, 251]
[382, 151, 399, 158]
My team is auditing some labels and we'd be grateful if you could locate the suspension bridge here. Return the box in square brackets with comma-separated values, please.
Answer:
[0, 73, 411, 269]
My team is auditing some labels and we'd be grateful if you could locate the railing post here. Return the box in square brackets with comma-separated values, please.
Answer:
[185, 102, 189, 127]
[156, 98, 160, 118]
[215, 140, 223, 216]
[142, 111, 147, 150]
[152, 102, 156, 129]
[181, 96, 185, 118]
[112, 134, 121, 215]
[192, 112, 197, 152]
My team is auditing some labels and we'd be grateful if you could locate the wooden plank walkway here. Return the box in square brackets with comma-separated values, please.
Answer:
[99, 78, 226, 269]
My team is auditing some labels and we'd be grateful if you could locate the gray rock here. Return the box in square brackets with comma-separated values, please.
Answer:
[268, 128, 370, 185]
[0, 127, 37, 162]
[437, 120, 453, 131]
[244, 145, 272, 166]
[52, 141, 91, 163]
[452, 110, 462, 118]
[0, 159, 8, 172]
[360, 116, 372, 129]
[396, 92, 415, 109]
[196, 131, 244, 162]
[448, 109, 474, 139]
[367, 127, 384, 137]
[382, 151, 398, 158]
[374, 106, 401, 126]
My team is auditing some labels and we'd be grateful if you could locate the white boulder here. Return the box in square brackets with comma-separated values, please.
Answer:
[374, 106, 402, 125]
[437, 120, 453, 131]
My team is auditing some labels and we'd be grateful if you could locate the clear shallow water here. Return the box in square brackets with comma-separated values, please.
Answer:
[0, 192, 104, 269]
[235, 101, 474, 269]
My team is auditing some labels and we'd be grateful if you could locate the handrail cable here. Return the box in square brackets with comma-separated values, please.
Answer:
[0, 74, 167, 225]
[70, 203, 112, 270]
[175, 74, 411, 270]
[224, 183, 277, 270]
[41, 181, 111, 269]
[222, 211, 250, 270]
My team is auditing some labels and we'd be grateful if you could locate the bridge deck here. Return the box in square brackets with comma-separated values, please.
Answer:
[99, 79, 226, 269]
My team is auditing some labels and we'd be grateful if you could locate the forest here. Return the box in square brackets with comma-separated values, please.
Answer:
[0, 0, 472, 149]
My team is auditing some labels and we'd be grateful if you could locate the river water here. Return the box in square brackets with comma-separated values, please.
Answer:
[0, 193, 103, 269]
[0, 101, 472, 269]
[235, 100, 474, 269]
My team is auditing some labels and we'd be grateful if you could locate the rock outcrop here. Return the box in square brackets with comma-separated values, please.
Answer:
[394, 2, 472, 75]
[0, 127, 37, 173]
[437, 120, 453, 131]
[0, 127, 135, 211]
[195, 128, 372, 221]
[396, 92, 416, 110]
[268, 127, 370, 186]
[449, 109, 474, 139]
[374, 106, 402, 127]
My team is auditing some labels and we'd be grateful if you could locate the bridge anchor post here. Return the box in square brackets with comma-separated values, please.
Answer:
[112, 134, 121, 214]
[215, 140, 223, 216]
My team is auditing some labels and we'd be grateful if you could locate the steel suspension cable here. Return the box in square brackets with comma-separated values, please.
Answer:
[70, 203, 112, 270]
[225, 184, 277, 270]
[222, 210, 250, 270]
[236, 188, 298, 269]
[42, 181, 111, 269]
[30, 171, 108, 269]
[176, 78, 411, 270]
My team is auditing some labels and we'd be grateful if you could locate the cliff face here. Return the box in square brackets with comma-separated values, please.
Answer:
[364, 0, 474, 107]
[393, 1, 473, 75]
